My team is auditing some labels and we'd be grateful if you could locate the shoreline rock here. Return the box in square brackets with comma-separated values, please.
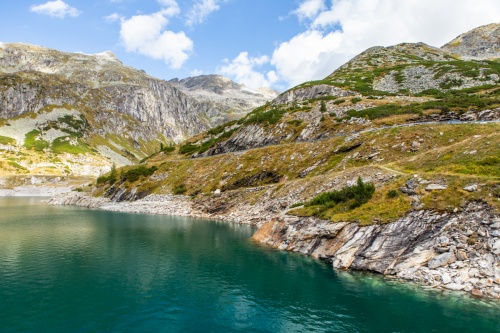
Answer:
[0, 186, 73, 197]
[49, 192, 500, 300]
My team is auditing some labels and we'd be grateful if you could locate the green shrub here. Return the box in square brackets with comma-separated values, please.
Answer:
[173, 183, 187, 195]
[320, 101, 327, 112]
[179, 143, 200, 155]
[387, 190, 399, 198]
[306, 177, 375, 211]
[123, 165, 158, 182]
[243, 108, 287, 126]
[51, 137, 90, 154]
[96, 164, 117, 185]
[24, 130, 49, 151]
[0, 135, 15, 145]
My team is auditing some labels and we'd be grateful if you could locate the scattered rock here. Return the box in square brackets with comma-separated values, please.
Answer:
[425, 184, 448, 191]
[456, 250, 468, 261]
[463, 184, 478, 192]
[441, 272, 452, 284]
[472, 288, 484, 297]
[445, 283, 465, 291]
[428, 252, 457, 269]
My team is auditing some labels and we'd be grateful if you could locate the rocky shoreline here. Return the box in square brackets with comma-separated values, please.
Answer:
[49, 192, 500, 300]
[0, 186, 73, 197]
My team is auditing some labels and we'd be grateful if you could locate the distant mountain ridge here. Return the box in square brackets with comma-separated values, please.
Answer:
[169, 75, 278, 123]
[0, 43, 274, 177]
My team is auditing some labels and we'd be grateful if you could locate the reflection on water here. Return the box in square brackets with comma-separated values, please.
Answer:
[0, 197, 499, 333]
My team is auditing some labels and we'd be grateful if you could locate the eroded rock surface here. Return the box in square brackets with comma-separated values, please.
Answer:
[254, 202, 500, 298]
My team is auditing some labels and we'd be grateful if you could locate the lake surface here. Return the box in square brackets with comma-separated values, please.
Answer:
[0, 197, 499, 333]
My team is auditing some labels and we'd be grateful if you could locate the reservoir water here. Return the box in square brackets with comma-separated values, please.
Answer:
[0, 197, 499, 332]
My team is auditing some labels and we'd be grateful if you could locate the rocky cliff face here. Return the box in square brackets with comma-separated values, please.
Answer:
[254, 202, 500, 298]
[0, 43, 276, 176]
[442, 23, 500, 60]
[169, 75, 278, 124]
[0, 43, 220, 141]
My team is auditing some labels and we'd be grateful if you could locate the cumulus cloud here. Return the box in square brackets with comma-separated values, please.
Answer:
[271, 30, 347, 87]
[119, 1, 193, 69]
[186, 0, 222, 26]
[265, 0, 500, 88]
[293, 0, 326, 21]
[217, 52, 278, 89]
[30, 0, 80, 19]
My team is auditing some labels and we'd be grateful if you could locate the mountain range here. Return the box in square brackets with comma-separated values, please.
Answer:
[0, 44, 276, 177]
[27, 22, 500, 299]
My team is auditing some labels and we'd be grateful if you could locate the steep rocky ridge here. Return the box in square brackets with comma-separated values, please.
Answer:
[0, 43, 274, 179]
[0, 43, 222, 141]
[442, 23, 500, 60]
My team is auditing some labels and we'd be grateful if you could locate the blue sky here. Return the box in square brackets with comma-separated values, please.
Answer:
[1, 1, 500, 91]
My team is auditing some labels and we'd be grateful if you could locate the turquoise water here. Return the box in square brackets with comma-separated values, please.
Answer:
[0, 197, 499, 333]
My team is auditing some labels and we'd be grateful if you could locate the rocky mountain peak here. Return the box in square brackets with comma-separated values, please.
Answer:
[169, 74, 243, 94]
[93, 50, 121, 63]
[441, 23, 500, 60]
[168, 74, 278, 118]
[331, 42, 452, 76]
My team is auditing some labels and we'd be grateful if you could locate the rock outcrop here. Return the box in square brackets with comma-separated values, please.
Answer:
[442, 23, 500, 60]
[253, 202, 500, 298]
[272, 84, 358, 105]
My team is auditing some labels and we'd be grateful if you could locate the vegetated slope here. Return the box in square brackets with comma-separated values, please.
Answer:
[90, 23, 500, 219]
[0, 43, 273, 178]
[175, 23, 500, 159]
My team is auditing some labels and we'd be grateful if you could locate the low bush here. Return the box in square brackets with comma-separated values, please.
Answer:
[123, 165, 158, 182]
[173, 183, 187, 195]
[305, 177, 375, 213]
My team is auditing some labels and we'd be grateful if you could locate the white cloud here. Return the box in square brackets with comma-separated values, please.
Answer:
[293, 0, 326, 21]
[269, 0, 500, 88]
[190, 69, 204, 76]
[119, 1, 193, 69]
[105, 12, 122, 23]
[271, 30, 346, 87]
[217, 52, 278, 89]
[186, 0, 221, 26]
[30, 0, 80, 19]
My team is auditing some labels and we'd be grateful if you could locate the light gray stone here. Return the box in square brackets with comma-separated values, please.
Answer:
[492, 240, 500, 255]
[445, 283, 465, 291]
[463, 184, 478, 192]
[441, 272, 452, 284]
[428, 252, 457, 269]
[425, 184, 448, 191]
